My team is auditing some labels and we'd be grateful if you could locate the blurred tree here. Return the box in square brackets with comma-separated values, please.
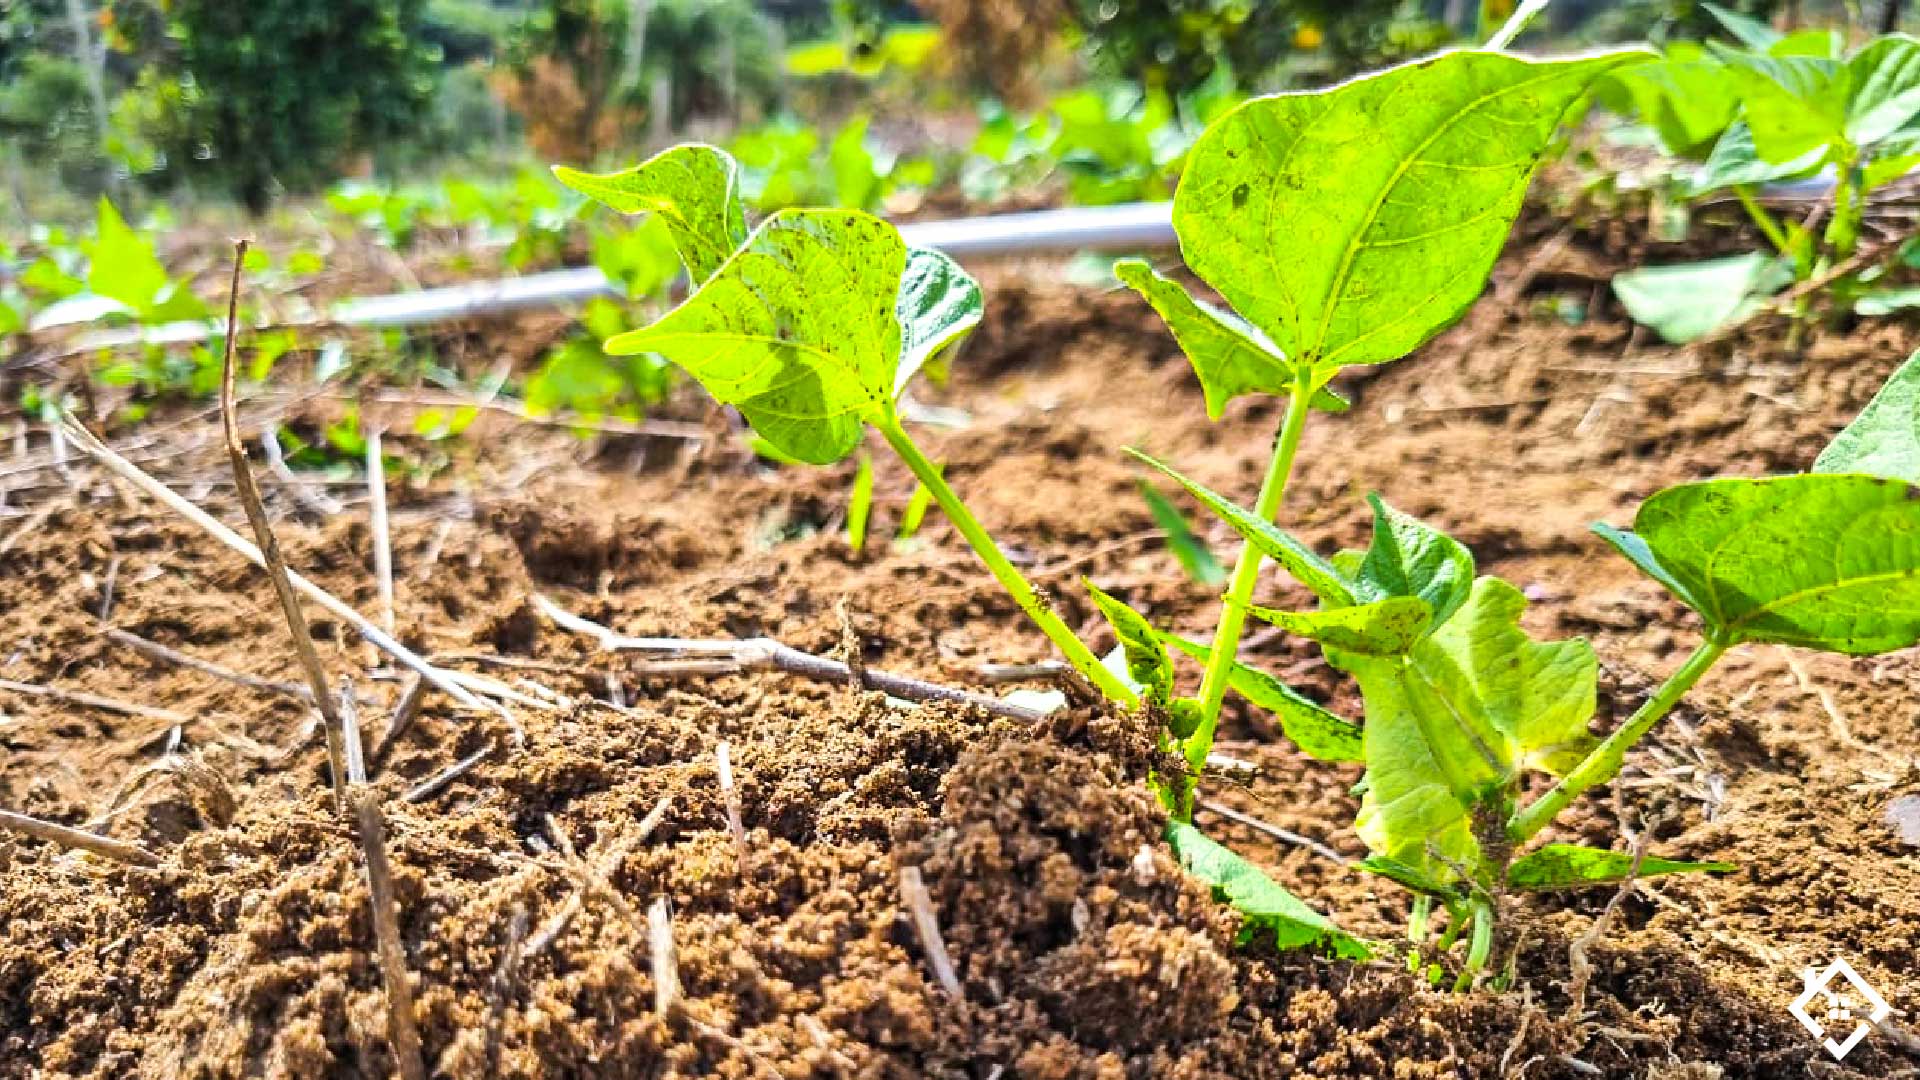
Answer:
[911, 0, 1065, 102]
[116, 0, 441, 211]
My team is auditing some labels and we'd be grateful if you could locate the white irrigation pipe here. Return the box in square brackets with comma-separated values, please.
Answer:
[30, 202, 1179, 351]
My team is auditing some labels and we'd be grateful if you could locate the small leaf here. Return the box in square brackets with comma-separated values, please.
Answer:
[846, 453, 874, 555]
[1113, 258, 1346, 418]
[1139, 481, 1227, 585]
[1352, 494, 1475, 631]
[553, 144, 748, 283]
[896, 467, 939, 540]
[1597, 43, 1742, 158]
[1704, 2, 1783, 51]
[608, 209, 906, 464]
[1507, 843, 1735, 891]
[1176, 49, 1641, 370]
[1597, 474, 1920, 654]
[1358, 855, 1461, 899]
[1164, 635, 1362, 762]
[1814, 347, 1920, 482]
[1126, 449, 1354, 606]
[1085, 582, 1174, 709]
[895, 247, 983, 394]
[1688, 121, 1825, 195]
[86, 198, 206, 323]
[1165, 821, 1371, 959]
[1611, 253, 1792, 343]
[1248, 597, 1433, 657]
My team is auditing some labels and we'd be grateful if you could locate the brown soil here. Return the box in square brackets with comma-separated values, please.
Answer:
[3, 216, 1919, 1079]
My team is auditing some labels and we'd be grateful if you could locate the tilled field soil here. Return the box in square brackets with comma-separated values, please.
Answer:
[2, 218, 1918, 1078]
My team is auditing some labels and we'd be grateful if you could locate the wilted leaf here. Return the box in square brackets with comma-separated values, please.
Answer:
[1164, 635, 1363, 761]
[1127, 449, 1354, 606]
[1166, 822, 1371, 958]
[1248, 597, 1432, 657]
[1507, 843, 1735, 891]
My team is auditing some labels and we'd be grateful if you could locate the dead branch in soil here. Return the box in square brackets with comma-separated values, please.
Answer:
[340, 683, 428, 1080]
[58, 418, 504, 726]
[365, 424, 396, 638]
[898, 865, 963, 998]
[715, 740, 748, 866]
[105, 627, 353, 706]
[534, 594, 1045, 721]
[522, 795, 672, 962]
[369, 675, 426, 773]
[0, 676, 194, 727]
[401, 743, 494, 803]
[1198, 799, 1351, 866]
[0, 807, 161, 867]
[217, 241, 350, 810]
[649, 895, 681, 1016]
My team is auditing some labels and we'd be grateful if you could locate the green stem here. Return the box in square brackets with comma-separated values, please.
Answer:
[1733, 185, 1793, 258]
[1453, 897, 1494, 992]
[1824, 148, 1862, 261]
[1507, 637, 1728, 845]
[879, 419, 1137, 707]
[1176, 377, 1317, 818]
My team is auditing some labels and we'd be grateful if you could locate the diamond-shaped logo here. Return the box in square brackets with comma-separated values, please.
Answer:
[1789, 958, 1891, 1061]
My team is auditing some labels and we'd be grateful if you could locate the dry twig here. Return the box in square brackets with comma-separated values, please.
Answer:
[365, 425, 396, 636]
[899, 865, 962, 998]
[716, 741, 748, 865]
[535, 594, 1043, 721]
[216, 240, 350, 809]
[0, 807, 161, 867]
[0, 676, 192, 727]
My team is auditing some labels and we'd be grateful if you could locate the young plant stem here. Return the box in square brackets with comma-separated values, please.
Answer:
[1733, 186, 1793, 257]
[877, 419, 1136, 707]
[1825, 150, 1863, 261]
[1507, 637, 1728, 844]
[1453, 896, 1495, 992]
[1178, 377, 1316, 817]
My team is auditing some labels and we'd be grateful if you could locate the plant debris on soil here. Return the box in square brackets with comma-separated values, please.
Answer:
[2, 216, 1918, 1079]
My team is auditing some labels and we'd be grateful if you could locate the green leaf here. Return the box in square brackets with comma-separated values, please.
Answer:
[1126, 449, 1354, 606]
[1611, 253, 1792, 344]
[1597, 43, 1742, 158]
[1112, 259, 1347, 418]
[1507, 843, 1735, 891]
[1358, 854, 1461, 899]
[1175, 48, 1640, 370]
[847, 453, 874, 555]
[1085, 582, 1174, 709]
[1852, 286, 1920, 317]
[1688, 121, 1825, 195]
[607, 209, 913, 464]
[1164, 635, 1362, 761]
[1351, 494, 1475, 631]
[1165, 821, 1371, 959]
[553, 144, 749, 283]
[1138, 480, 1228, 586]
[1248, 597, 1432, 657]
[895, 247, 983, 395]
[1814, 347, 1920, 482]
[1704, 2, 1783, 51]
[1712, 48, 1850, 164]
[85, 198, 205, 323]
[1842, 35, 1920, 147]
[896, 466, 939, 540]
[1340, 577, 1598, 884]
[1595, 474, 1920, 654]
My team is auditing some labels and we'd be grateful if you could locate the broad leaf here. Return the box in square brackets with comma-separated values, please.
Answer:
[1165, 821, 1371, 959]
[1507, 843, 1735, 891]
[1714, 35, 1920, 166]
[1340, 578, 1598, 884]
[1175, 49, 1640, 370]
[1248, 597, 1432, 657]
[894, 247, 983, 394]
[1704, 2, 1782, 51]
[608, 209, 978, 464]
[1596, 474, 1920, 654]
[1113, 259, 1348, 417]
[554, 144, 748, 283]
[1351, 495, 1475, 631]
[1127, 449, 1354, 606]
[1688, 121, 1824, 195]
[1852, 285, 1920, 317]
[1165, 635, 1363, 762]
[86, 199, 206, 323]
[1085, 582, 1174, 709]
[1611, 253, 1791, 344]
[1814, 348, 1920, 482]
[1597, 43, 1742, 158]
